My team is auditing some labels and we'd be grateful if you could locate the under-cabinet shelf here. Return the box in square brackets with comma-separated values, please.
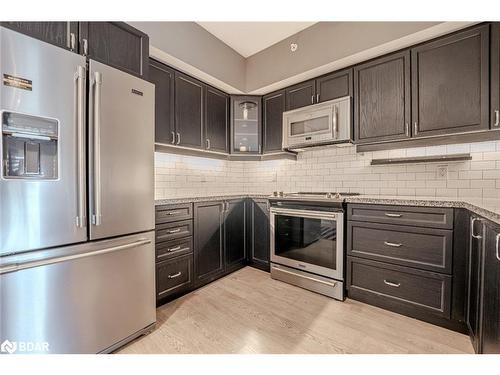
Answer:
[370, 153, 472, 165]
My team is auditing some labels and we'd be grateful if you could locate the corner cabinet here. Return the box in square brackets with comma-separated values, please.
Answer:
[79, 22, 149, 79]
[411, 24, 489, 137]
[354, 50, 411, 143]
[247, 199, 270, 271]
[263, 90, 286, 153]
[224, 200, 246, 272]
[231, 96, 262, 154]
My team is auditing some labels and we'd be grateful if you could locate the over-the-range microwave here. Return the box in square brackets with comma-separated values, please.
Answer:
[282, 96, 352, 150]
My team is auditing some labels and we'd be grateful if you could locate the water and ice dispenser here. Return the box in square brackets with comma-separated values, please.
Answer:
[2, 111, 59, 179]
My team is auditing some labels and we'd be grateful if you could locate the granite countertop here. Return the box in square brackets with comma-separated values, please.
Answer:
[155, 194, 500, 225]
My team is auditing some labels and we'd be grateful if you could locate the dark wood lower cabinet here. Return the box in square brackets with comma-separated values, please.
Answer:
[156, 254, 193, 300]
[194, 201, 225, 287]
[247, 199, 270, 271]
[224, 200, 246, 272]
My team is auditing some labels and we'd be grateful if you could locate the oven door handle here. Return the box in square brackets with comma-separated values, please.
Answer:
[270, 207, 340, 220]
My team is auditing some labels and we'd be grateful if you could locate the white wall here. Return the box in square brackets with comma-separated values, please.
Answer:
[155, 140, 500, 200]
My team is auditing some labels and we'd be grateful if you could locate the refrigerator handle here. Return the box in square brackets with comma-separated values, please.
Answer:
[92, 71, 103, 226]
[75, 66, 86, 228]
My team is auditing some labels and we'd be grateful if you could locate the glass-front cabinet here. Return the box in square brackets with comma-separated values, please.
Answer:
[230, 95, 261, 154]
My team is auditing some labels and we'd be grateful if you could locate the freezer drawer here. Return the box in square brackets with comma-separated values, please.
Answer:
[0, 231, 156, 354]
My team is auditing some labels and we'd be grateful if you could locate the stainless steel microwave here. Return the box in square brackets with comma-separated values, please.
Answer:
[282, 96, 352, 149]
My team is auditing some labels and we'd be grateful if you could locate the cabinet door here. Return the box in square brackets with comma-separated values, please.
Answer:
[194, 202, 224, 286]
[263, 90, 286, 153]
[205, 86, 229, 153]
[354, 50, 411, 143]
[249, 199, 270, 271]
[149, 59, 175, 145]
[316, 68, 353, 103]
[411, 24, 489, 137]
[467, 217, 485, 353]
[481, 221, 500, 354]
[175, 72, 204, 149]
[224, 200, 246, 271]
[1, 22, 78, 52]
[285, 80, 316, 110]
[491, 23, 500, 130]
[80, 22, 149, 79]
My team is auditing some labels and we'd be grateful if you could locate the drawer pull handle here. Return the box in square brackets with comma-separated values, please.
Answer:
[383, 280, 401, 288]
[385, 213, 402, 218]
[168, 271, 182, 279]
[384, 241, 402, 248]
[168, 228, 182, 234]
[167, 245, 182, 252]
[167, 211, 181, 216]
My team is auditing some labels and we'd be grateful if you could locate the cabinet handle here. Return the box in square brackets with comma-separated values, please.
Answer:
[167, 245, 182, 252]
[206, 138, 211, 150]
[316, 94, 320, 103]
[332, 105, 338, 137]
[311, 95, 314, 104]
[167, 211, 180, 216]
[384, 280, 401, 288]
[414, 122, 418, 135]
[82, 38, 88, 56]
[171, 131, 175, 144]
[384, 241, 402, 248]
[176, 132, 181, 145]
[168, 228, 181, 234]
[70, 33, 76, 51]
[405, 123, 409, 137]
[471, 217, 483, 240]
[384, 213, 402, 218]
[168, 271, 182, 279]
[494, 110, 500, 127]
[495, 233, 500, 261]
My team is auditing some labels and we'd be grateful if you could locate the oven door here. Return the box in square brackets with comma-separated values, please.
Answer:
[270, 208, 344, 280]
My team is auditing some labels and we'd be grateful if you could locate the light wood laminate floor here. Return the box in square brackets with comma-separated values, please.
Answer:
[118, 267, 474, 354]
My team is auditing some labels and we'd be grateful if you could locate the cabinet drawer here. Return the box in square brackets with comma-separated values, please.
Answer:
[156, 203, 193, 224]
[156, 254, 193, 299]
[347, 204, 453, 229]
[347, 257, 451, 318]
[156, 220, 192, 243]
[347, 221, 453, 273]
[156, 237, 193, 262]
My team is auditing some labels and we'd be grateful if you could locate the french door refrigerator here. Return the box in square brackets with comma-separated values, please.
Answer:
[0, 27, 156, 354]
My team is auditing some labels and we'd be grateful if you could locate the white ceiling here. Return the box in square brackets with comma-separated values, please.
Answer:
[196, 22, 316, 58]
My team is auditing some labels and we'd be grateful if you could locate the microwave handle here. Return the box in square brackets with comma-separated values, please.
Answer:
[332, 105, 338, 138]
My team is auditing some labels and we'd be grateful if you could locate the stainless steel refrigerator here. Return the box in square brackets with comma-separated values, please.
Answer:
[0, 27, 156, 354]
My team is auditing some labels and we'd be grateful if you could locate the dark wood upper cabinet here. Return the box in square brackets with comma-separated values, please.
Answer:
[480, 220, 500, 354]
[1, 22, 79, 52]
[354, 50, 411, 143]
[149, 59, 175, 145]
[194, 201, 224, 287]
[79, 22, 149, 79]
[411, 24, 489, 137]
[224, 200, 246, 271]
[285, 80, 316, 110]
[204, 86, 229, 153]
[316, 68, 353, 103]
[491, 23, 500, 130]
[175, 72, 204, 149]
[263, 90, 286, 153]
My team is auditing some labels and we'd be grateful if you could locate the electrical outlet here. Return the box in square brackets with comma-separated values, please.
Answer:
[437, 165, 448, 180]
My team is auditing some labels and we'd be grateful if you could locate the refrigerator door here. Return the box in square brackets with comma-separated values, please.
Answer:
[88, 60, 154, 240]
[0, 27, 87, 255]
[0, 231, 156, 353]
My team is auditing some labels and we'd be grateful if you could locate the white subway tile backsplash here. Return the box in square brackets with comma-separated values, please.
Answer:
[155, 140, 500, 200]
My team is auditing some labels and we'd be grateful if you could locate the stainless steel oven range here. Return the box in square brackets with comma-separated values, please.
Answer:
[269, 192, 358, 300]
